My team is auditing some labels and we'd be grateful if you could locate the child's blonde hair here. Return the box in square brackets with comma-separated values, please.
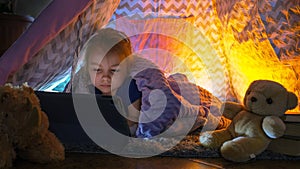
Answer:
[81, 28, 132, 67]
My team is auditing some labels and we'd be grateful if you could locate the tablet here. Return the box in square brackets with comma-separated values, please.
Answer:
[35, 91, 131, 151]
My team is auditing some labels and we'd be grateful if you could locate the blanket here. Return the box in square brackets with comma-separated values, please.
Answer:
[129, 55, 227, 138]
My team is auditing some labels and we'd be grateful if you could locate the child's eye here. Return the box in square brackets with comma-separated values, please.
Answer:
[93, 68, 102, 73]
[111, 69, 120, 73]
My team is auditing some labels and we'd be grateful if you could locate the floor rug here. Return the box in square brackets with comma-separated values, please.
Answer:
[64, 129, 300, 160]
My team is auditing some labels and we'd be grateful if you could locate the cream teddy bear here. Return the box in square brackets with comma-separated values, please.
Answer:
[199, 80, 298, 162]
[0, 84, 65, 168]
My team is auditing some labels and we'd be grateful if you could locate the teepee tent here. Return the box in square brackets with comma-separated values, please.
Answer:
[0, 0, 299, 111]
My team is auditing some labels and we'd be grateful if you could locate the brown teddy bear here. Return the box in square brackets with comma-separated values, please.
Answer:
[199, 80, 298, 162]
[0, 83, 65, 168]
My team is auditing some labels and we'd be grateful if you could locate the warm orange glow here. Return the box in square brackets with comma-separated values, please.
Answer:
[225, 37, 299, 105]
[116, 10, 299, 113]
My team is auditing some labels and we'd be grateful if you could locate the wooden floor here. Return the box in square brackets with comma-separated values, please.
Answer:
[12, 153, 300, 169]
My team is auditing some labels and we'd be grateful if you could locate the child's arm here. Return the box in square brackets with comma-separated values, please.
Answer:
[127, 99, 141, 136]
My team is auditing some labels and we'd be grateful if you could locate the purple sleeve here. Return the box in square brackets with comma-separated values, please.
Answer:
[133, 68, 182, 137]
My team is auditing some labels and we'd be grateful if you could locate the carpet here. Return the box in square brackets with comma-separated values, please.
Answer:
[64, 128, 300, 160]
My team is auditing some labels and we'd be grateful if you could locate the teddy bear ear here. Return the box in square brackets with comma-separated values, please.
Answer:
[287, 92, 298, 110]
[22, 84, 34, 93]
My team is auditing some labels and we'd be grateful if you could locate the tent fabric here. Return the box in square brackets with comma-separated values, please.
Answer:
[113, 0, 233, 101]
[0, 0, 120, 90]
[0, 0, 299, 108]
[112, 17, 229, 100]
[0, 0, 93, 85]
[112, 0, 299, 104]
[258, 0, 299, 59]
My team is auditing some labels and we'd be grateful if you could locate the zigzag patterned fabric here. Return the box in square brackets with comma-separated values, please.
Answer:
[258, 0, 300, 99]
[112, 0, 233, 101]
[10, 0, 120, 90]
[258, 0, 299, 60]
[6, 0, 299, 106]
[220, 0, 299, 103]
[112, 0, 299, 103]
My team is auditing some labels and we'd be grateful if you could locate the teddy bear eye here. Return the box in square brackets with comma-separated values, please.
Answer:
[266, 98, 273, 104]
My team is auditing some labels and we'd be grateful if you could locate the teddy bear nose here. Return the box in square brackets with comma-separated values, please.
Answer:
[251, 97, 257, 102]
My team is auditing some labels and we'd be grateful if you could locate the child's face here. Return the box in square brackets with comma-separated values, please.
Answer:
[88, 49, 128, 96]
